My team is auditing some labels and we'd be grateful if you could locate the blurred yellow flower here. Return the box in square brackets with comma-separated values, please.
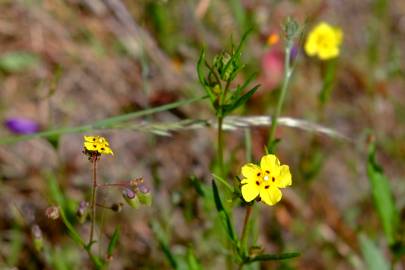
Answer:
[83, 135, 114, 155]
[305, 22, 343, 60]
[240, 154, 291, 206]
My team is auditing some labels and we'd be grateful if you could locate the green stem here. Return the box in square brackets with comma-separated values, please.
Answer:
[240, 206, 253, 248]
[217, 116, 225, 178]
[267, 44, 293, 152]
[89, 155, 98, 246]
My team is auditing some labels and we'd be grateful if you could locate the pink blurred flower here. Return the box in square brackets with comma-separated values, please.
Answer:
[260, 49, 284, 90]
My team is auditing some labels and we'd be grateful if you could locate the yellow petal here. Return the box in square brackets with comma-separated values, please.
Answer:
[260, 154, 280, 175]
[241, 163, 261, 179]
[304, 35, 318, 56]
[260, 186, 282, 206]
[241, 180, 260, 202]
[276, 165, 292, 188]
[84, 141, 98, 151]
[334, 28, 343, 45]
[84, 135, 110, 146]
[318, 46, 338, 60]
[84, 136, 98, 143]
[98, 145, 114, 155]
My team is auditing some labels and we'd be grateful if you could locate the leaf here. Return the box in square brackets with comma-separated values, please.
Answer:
[0, 95, 207, 145]
[59, 206, 86, 248]
[186, 248, 203, 270]
[190, 176, 206, 197]
[244, 252, 300, 263]
[232, 72, 257, 100]
[359, 234, 390, 270]
[107, 226, 120, 258]
[151, 221, 178, 269]
[0, 51, 39, 72]
[222, 29, 252, 77]
[223, 85, 259, 115]
[211, 180, 236, 242]
[367, 142, 399, 245]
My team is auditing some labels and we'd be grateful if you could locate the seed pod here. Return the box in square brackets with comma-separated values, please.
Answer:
[122, 188, 140, 209]
[31, 224, 43, 252]
[111, 203, 123, 213]
[137, 184, 152, 206]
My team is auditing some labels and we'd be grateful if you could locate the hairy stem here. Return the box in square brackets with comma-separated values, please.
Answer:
[240, 206, 253, 247]
[217, 116, 225, 177]
[267, 44, 293, 151]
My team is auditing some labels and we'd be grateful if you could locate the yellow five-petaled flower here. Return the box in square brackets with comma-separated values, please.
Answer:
[305, 22, 343, 60]
[240, 154, 291, 206]
[83, 136, 114, 155]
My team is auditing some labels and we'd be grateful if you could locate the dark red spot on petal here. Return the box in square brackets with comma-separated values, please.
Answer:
[265, 185, 270, 189]
[93, 144, 97, 148]
[265, 170, 270, 174]
[255, 181, 260, 186]
[272, 177, 275, 182]
[257, 172, 261, 176]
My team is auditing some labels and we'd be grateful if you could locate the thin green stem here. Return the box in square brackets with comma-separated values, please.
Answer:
[217, 116, 225, 177]
[240, 206, 253, 249]
[267, 44, 294, 152]
[89, 155, 98, 246]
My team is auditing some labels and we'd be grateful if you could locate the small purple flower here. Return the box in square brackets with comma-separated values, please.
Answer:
[290, 45, 299, 61]
[4, 117, 39, 134]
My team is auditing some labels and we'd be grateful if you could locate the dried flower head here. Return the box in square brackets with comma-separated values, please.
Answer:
[45, 206, 60, 220]
[240, 154, 292, 206]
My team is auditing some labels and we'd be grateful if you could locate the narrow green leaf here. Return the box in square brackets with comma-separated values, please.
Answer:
[223, 29, 252, 75]
[211, 180, 236, 241]
[244, 252, 300, 263]
[223, 84, 259, 115]
[190, 176, 206, 197]
[59, 206, 86, 248]
[0, 95, 206, 145]
[367, 142, 399, 245]
[232, 72, 257, 99]
[359, 234, 390, 270]
[107, 226, 120, 258]
[151, 221, 178, 269]
[0, 51, 39, 72]
[212, 179, 225, 212]
[186, 248, 203, 270]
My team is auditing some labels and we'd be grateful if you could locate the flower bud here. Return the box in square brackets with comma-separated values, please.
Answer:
[76, 201, 89, 223]
[31, 224, 43, 252]
[45, 206, 60, 220]
[122, 188, 140, 209]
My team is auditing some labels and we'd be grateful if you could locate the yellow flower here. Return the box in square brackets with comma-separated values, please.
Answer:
[305, 22, 343, 60]
[240, 154, 291, 206]
[83, 135, 114, 155]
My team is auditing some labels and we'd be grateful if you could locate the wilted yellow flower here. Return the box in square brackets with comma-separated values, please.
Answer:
[240, 154, 291, 206]
[305, 22, 343, 60]
[83, 136, 114, 155]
